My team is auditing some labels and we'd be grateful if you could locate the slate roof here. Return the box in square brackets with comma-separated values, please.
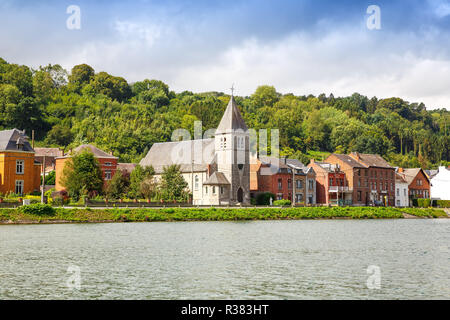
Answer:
[259, 156, 312, 175]
[350, 152, 392, 168]
[57, 144, 118, 159]
[139, 139, 215, 174]
[398, 168, 428, 185]
[0, 129, 34, 152]
[395, 172, 408, 184]
[203, 172, 230, 185]
[216, 95, 248, 134]
[117, 163, 137, 174]
[329, 154, 367, 168]
[34, 147, 63, 157]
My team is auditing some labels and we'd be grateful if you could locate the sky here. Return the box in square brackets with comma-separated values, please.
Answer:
[1, 0, 450, 110]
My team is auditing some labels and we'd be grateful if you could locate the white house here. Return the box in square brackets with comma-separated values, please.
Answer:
[140, 94, 251, 206]
[395, 172, 409, 207]
[430, 166, 450, 200]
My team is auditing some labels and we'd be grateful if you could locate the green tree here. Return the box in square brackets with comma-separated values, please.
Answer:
[159, 165, 189, 201]
[69, 64, 95, 87]
[60, 150, 103, 199]
[105, 169, 130, 199]
[129, 165, 155, 199]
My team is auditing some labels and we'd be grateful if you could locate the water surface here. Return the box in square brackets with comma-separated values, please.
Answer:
[0, 219, 449, 299]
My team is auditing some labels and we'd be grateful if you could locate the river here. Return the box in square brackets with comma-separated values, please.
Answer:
[0, 219, 449, 299]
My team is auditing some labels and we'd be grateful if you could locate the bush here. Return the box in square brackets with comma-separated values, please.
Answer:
[414, 198, 431, 208]
[273, 199, 291, 206]
[256, 192, 275, 205]
[435, 200, 450, 208]
[18, 204, 56, 216]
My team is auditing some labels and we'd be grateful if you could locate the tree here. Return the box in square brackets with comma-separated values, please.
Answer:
[159, 165, 189, 201]
[45, 125, 73, 146]
[69, 64, 95, 87]
[105, 169, 130, 199]
[60, 150, 103, 199]
[90, 72, 131, 102]
[128, 165, 155, 199]
[251, 85, 280, 107]
[140, 176, 157, 201]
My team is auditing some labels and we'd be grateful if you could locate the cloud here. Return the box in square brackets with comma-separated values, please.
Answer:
[428, 0, 450, 18]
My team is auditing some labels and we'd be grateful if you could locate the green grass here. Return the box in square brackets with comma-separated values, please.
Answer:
[0, 207, 447, 224]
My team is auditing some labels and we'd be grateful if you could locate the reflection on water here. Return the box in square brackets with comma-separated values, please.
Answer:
[0, 219, 449, 299]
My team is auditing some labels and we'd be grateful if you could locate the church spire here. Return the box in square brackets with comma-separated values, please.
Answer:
[216, 88, 248, 134]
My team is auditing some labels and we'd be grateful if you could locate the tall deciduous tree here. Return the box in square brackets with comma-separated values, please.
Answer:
[61, 150, 103, 199]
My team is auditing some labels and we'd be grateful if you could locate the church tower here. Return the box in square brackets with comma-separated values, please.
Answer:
[215, 93, 250, 204]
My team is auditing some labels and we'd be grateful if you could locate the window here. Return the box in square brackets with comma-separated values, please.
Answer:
[404, 189, 406, 196]
[194, 175, 199, 190]
[288, 179, 292, 189]
[417, 179, 422, 186]
[358, 179, 361, 187]
[365, 179, 368, 187]
[396, 200, 400, 206]
[220, 187, 224, 194]
[15, 180, 24, 195]
[105, 162, 113, 166]
[277, 194, 283, 200]
[205, 186, 208, 194]
[278, 179, 282, 190]
[212, 186, 216, 194]
[308, 179, 314, 190]
[357, 191, 362, 201]
[396, 188, 399, 196]
[16, 160, 24, 174]
[374, 182, 377, 190]
[391, 183, 394, 191]
[105, 170, 112, 180]
[296, 193, 303, 202]
[296, 180, 303, 189]
[329, 178, 333, 185]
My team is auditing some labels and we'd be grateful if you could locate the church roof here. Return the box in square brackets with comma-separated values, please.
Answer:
[139, 138, 215, 174]
[216, 95, 248, 134]
[203, 172, 230, 185]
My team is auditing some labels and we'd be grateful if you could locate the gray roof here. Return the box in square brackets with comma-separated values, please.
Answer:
[140, 139, 215, 174]
[350, 152, 392, 168]
[0, 129, 34, 152]
[203, 172, 230, 185]
[215, 95, 248, 134]
[329, 154, 367, 168]
[398, 168, 429, 185]
[259, 156, 312, 175]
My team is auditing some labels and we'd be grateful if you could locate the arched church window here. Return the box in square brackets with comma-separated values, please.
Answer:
[194, 175, 199, 190]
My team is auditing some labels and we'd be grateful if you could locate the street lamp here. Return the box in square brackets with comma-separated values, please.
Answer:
[287, 163, 302, 208]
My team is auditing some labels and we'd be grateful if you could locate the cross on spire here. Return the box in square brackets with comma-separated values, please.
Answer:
[230, 84, 235, 96]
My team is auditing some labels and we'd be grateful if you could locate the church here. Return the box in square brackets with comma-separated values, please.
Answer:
[139, 94, 251, 205]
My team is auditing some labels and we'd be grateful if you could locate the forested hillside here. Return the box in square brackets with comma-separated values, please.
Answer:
[0, 58, 449, 169]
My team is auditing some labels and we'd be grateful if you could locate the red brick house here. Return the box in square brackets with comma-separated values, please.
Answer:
[34, 148, 64, 174]
[251, 156, 316, 204]
[325, 152, 395, 206]
[397, 168, 430, 203]
[308, 159, 348, 205]
[55, 144, 118, 191]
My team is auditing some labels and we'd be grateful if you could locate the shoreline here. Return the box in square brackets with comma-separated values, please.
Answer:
[0, 207, 447, 225]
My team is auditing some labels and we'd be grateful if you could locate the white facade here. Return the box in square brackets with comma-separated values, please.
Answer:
[430, 167, 450, 200]
[395, 181, 409, 207]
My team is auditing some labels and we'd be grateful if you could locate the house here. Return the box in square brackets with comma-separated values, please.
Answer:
[308, 159, 349, 205]
[117, 163, 137, 177]
[430, 167, 450, 200]
[397, 168, 430, 204]
[0, 129, 41, 195]
[325, 152, 395, 206]
[395, 171, 409, 207]
[34, 148, 63, 174]
[55, 144, 118, 191]
[140, 94, 250, 206]
[252, 156, 316, 204]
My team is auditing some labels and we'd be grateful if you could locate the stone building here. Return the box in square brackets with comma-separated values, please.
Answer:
[140, 95, 250, 205]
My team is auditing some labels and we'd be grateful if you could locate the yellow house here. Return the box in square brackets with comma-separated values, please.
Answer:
[0, 129, 41, 195]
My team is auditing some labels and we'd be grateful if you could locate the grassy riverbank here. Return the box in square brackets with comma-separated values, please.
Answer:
[0, 206, 447, 224]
